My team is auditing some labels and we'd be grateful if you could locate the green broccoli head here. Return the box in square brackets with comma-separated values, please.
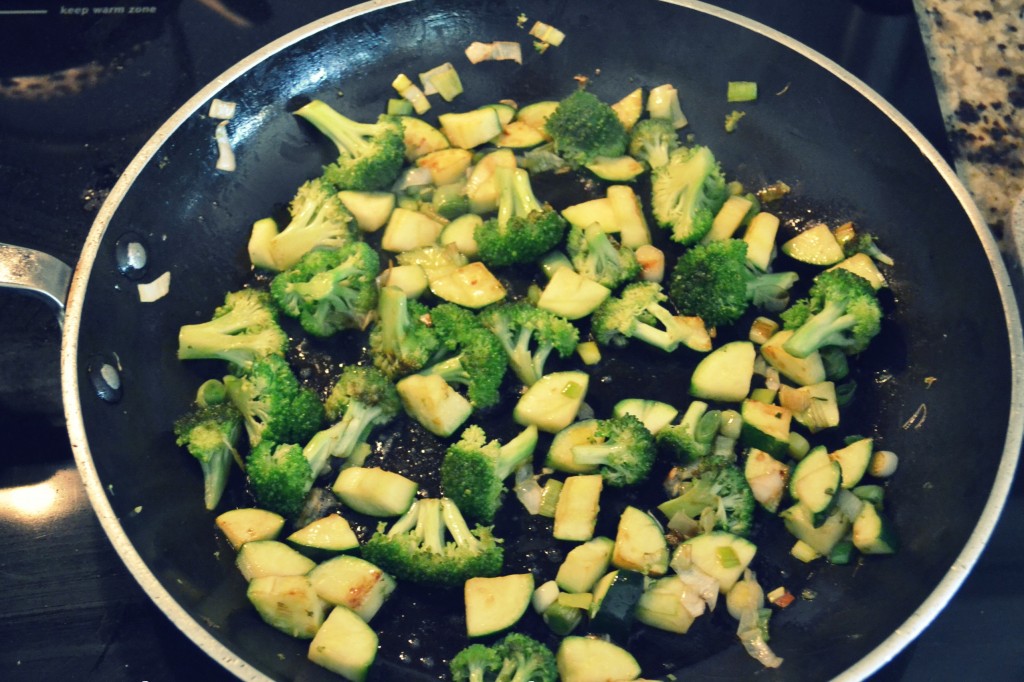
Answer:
[566, 222, 641, 290]
[544, 89, 629, 167]
[651, 146, 730, 245]
[668, 457, 755, 536]
[173, 402, 243, 510]
[494, 632, 558, 682]
[478, 301, 579, 387]
[656, 401, 720, 463]
[668, 239, 799, 329]
[450, 643, 502, 682]
[294, 99, 405, 192]
[245, 440, 314, 519]
[223, 355, 325, 448]
[780, 268, 882, 358]
[270, 240, 380, 337]
[419, 303, 508, 409]
[177, 288, 288, 371]
[360, 498, 504, 588]
[571, 413, 656, 487]
[475, 167, 568, 268]
[628, 117, 680, 170]
[268, 177, 358, 271]
[368, 285, 440, 380]
[441, 424, 539, 523]
[591, 281, 700, 352]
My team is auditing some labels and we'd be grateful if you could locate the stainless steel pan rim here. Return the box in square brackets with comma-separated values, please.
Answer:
[59, 1, 1024, 680]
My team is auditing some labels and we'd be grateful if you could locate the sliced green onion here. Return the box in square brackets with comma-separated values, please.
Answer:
[537, 478, 563, 517]
[727, 81, 758, 102]
[716, 545, 740, 568]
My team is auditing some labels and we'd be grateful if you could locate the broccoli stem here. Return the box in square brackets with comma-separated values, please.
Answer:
[571, 442, 631, 467]
[746, 271, 799, 311]
[379, 285, 412, 356]
[629, 301, 682, 351]
[291, 262, 364, 301]
[388, 499, 421, 536]
[494, 426, 540, 480]
[511, 167, 543, 215]
[441, 498, 481, 550]
[784, 300, 856, 358]
[295, 100, 374, 158]
[199, 447, 234, 510]
[504, 327, 552, 387]
[305, 401, 386, 471]
[418, 498, 446, 553]
[420, 355, 471, 386]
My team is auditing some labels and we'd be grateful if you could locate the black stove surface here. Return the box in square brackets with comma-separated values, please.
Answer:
[1, 1, 1020, 680]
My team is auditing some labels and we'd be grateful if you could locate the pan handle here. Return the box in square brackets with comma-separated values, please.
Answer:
[0, 243, 72, 325]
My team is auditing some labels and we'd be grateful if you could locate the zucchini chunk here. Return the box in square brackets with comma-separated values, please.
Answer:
[216, 508, 285, 550]
[308, 606, 378, 682]
[247, 575, 326, 639]
[611, 506, 669, 576]
[308, 555, 396, 622]
[464, 573, 535, 637]
[556, 636, 642, 682]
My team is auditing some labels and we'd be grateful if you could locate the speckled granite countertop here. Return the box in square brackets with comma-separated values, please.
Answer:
[914, 0, 1024, 267]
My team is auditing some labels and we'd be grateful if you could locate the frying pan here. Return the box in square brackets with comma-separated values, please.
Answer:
[1, 0, 1021, 680]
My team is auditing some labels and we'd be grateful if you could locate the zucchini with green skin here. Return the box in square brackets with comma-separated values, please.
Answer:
[852, 502, 899, 554]
[556, 636, 642, 682]
[308, 555, 395, 622]
[611, 506, 669, 576]
[690, 340, 755, 402]
[739, 399, 792, 458]
[464, 573, 535, 637]
[635, 575, 698, 633]
[216, 508, 284, 550]
[247, 575, 326, 639]
[588, 568, 644, 641]
[677, 530, 757, 592]
[789, 445, 843, 517]
[286, 513, 359, 560]
[307, 606, 378, 682]
[553, 474, 603, 541]
[556, 536, 615, 593]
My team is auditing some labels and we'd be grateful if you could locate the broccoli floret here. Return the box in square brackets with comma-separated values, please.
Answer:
[668, 239, 799, 328]
[305, 365, 401, 464]
[478, 301, 579, 386]
[417, 303, 508, 409]
[177, 289, 287, 371]
[843, 231, 894, 266]
[173, 402, 243, 510]
[269, 241, 379, 337]
[591, 281, 703, 352]
[571, 414, 656, 487]
[268, 177, 357, 271]
[628, 117, 680, 170]
[494, 632, 558, 682]
[223, 355, 325, 448]
[450, 643, 502, 682]
[651, 146, 730, 245]
[780, 268, 882, 358]
[666, 457, 755, 536]
[656, 401, 721, 463]
[544, 89, 629, 167]
[475, 167, 568, 268]
[566, 223, 641, 290]
[441, 424, 539, 523]
[368, 285, 440, 380]
[294, 99, 405, 192]
[245, 441, 315, 518]
[360, 497, 504, 587]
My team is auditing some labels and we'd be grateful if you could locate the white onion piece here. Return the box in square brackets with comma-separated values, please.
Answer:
[208, 98, 237, 120]
[137, 271, 171, 303]
[464, 42, 493, 64]
[490, 41, 523, 63]
[514, 462, 543, 515]
[214, 121, 236, 172]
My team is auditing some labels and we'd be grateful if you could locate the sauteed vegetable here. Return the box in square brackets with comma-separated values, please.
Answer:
[175, 81, 900, 681]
